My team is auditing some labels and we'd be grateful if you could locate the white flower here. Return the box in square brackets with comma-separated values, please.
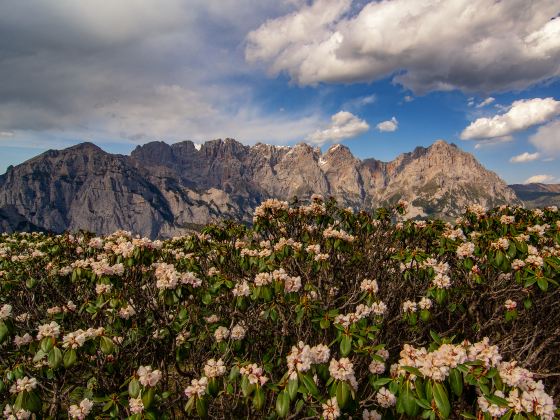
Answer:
[95, 283, 112, 294]
[329, 358, 357, 390]
[432, 273, 451, 289]
[137, 366, 162, 387]
[62, 330, 88, 349]
[119, 304, 136, 319]
[478, 392, 507, 417]
[0, 303, 12, 321]
[68, 398, 94, 420]
[204, 358, 226, 378]
[3, 404, 31, 420]
[13, 333, 33, 347]
[310, 344, 330, 364]
[9, 376, 38, 393]
[360, 279, 378, 294]
[240, 363, 269, 386]
[418, 297, 432, 310]
[376, 387, 396, 408]
[15, 312, 31, 322]
[129, 397, 144, 414]
[214, 326, 230, 342]
[254, 272, 272, 286]
[505, 299, 517, 311]
[456, 242, 475, 258]
[232, 280, 251, 297]
[231, 324, 246, 340]
[362, 409, 382, 420]
[36, 321, 60, 340]
[184, 377, 208, 398]
[369, 360, 385, 375]
[402, 300, 417, 313]
[284, 275, 302, 293]
[322, 397, 340, 420]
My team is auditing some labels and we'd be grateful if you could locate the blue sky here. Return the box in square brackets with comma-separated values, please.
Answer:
[1, 0, 560, 185]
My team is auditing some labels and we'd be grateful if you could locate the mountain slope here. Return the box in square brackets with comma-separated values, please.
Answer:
[0, 139, 520, 237]
[509, 183, 560, 208]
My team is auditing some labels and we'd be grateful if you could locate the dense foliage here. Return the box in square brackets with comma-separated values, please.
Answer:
[1, 197, 559, 419]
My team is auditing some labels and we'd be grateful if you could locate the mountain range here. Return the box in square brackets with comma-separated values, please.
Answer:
[0, 138, 538, 238]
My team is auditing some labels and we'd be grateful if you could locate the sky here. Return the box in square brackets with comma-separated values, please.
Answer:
[1, 0, 560, 184]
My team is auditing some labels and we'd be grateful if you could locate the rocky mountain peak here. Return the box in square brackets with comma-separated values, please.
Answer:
[0, 138, 522, 237]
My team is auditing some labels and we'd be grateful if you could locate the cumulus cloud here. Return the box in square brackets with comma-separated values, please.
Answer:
[245, 0, 560, 93]
[306, 111, 369, 145]
[529, 119, 560, 158]
[510, 152, 540, 163]
[524, 174, 556, 184]
[376, 117, 398, 132]
[460, 97, 560, 140]
[0, 0, 316, 146]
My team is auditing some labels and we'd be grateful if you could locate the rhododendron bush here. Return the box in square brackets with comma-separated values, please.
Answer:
[0, 197, 559, 419]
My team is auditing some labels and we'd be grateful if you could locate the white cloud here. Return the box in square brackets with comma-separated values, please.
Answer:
[460, 97, 560, 140]
[524, 174, 555, 184]
[473, 136, 513, 149]
[404, 95, 414, 103]
[0, 1, 336, 147]
[245, 0, 560, 93]
[475, 97, 495, 108]
[376, 117, 398, 132]
[529, 119, 560, 158]
[343, 94, 376, 110]
[0, 131, 14, 137]
[510, 152, 540, 163]
[306, 111, 369, 145]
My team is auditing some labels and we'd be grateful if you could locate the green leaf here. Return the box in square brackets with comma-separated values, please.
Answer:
[371, 377, 392, 388]
[202, 293, 212, 305]
[0, 321, 9, 343]
[99, 336, 114, 354]
[128, 378, 141, 398]
[537, 277, 549, 291]
[253, 387, 265, 411]
[196, 396, 208, 418]
[48, 346, 63, 369]
[276, 390, 290, 418]
[336, 381, 351, 410]
[298, 373, 319, 398]
[142, 387, 155, 409]
[287, 378, 298, 401]
[449, 368, 463, 397]
[320, 318, 330, 329]
[15, 391, 42, 413]
[63, 348, 77, 368]
[400, 384, 419, 416]
[241, 374, 255, 397]
[340, 335, 352, 357]
[229, 365, 240, 381]
[401, 366, 423, 378]
[433, 382, 451, 419]
[429, 330, 442, 345]
[40, 337, 54, 353]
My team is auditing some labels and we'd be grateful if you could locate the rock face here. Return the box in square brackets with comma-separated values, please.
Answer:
[0, 138, 520, 237]
[509, 183, 560, 208]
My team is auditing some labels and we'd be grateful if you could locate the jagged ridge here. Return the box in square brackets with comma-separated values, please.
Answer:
[0, 138, 520, 237]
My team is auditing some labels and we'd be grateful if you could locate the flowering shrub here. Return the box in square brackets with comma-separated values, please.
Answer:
[0, 198, 559, 418]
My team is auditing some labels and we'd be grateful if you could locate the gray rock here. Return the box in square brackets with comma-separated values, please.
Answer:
[0, 138, 521, 237]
